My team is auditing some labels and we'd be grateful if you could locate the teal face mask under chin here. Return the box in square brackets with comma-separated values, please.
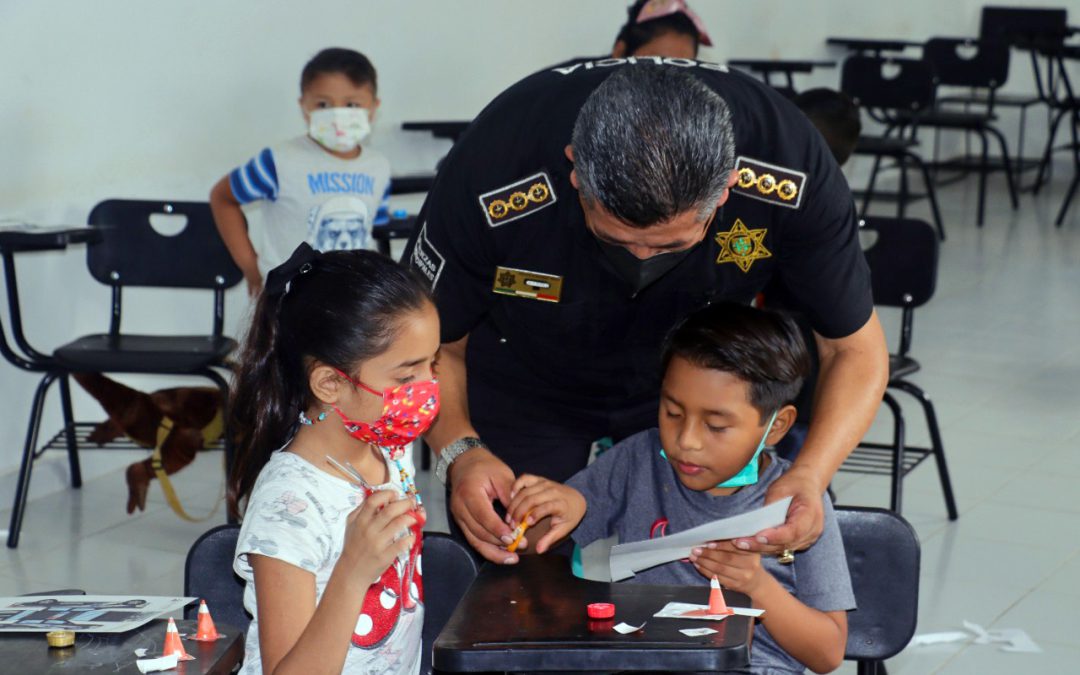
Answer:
[660, 409, 779, 489]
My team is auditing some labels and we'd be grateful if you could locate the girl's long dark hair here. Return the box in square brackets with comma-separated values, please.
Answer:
[228, 246, 431, 516]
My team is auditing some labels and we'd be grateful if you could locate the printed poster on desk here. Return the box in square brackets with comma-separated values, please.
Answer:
[0, 595, 196, 633]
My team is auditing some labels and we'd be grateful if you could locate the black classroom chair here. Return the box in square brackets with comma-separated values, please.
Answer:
[841, 56, 946, 240]
[184, 524, 249, 633]
[1032, 45, 1080, 226]
[906, 37, 1020, 227]
[945, 7, 1071, 180]
[840, 216, 958, 521]
[6, 199, 242, 548]
[421, 533, 480, 675]
[837, 506, 921, 675]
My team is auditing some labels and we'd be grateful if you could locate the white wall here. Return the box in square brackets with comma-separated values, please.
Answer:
[0, 0, 1069, 504]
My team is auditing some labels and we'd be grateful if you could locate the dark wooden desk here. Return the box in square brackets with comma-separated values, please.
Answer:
[728, 58, 837, 95]
[0, 619, 243, 675]
[826, 37, 923, 54]
[371, 216, 418, 257]
[402, 121, 471, 144]
[0, 225, 101, 372]
[434, 556, 753, 673]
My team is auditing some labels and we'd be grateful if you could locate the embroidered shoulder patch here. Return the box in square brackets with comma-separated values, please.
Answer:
[732, 156, 806, 210]
[478, 172, 557, 227]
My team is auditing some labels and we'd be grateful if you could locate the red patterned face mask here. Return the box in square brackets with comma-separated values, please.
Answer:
[332, 370, 440, 459]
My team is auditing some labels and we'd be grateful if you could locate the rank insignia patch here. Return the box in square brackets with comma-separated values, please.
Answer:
[492, 266, 563, 302]
[715, 219, 772, 272]
[732, 156, 806, 210]
[478, 172, 557, 227]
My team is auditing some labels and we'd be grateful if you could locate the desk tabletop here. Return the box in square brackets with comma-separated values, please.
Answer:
[0, 224, 100, 253]
[0, 619, 243, 675]
[434, 555, 753, 673]
[401, 121, 471, 142]
[826, 37, 923, 53]
[728, 58, 837, 73]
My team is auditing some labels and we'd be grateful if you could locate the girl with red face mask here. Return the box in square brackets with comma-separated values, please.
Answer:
[229, 243, 440, 674]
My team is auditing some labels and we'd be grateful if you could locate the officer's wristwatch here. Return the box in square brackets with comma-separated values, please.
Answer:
[435, 437, 488, 485]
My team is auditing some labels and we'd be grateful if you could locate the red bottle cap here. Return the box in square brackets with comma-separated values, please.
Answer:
[586, 602, 615, 619]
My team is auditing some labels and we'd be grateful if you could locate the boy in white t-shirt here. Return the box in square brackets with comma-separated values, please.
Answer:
[210, 48, 392, 296]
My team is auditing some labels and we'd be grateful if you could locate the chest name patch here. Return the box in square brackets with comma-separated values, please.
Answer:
[478, 172, 557, 227]
[716, 219, 772, 272]
[492, 266, 563, 302]
[732, 156, 806, 210]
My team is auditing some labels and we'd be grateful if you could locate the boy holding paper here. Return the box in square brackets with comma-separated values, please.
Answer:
[506, 303, 852, 674]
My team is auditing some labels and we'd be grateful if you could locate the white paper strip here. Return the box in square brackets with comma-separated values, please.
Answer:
[136, 654, 179, 673]
[911, 631, 970, 645]
[654, 601, 765, 620]
[680, 627, 718, 637]
[613, 622, 645, 634]
[609, 497, 791, 581]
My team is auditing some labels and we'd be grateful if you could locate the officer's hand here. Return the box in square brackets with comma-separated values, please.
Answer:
[733, 464, 824, 554]
[448, 447, 519, 564]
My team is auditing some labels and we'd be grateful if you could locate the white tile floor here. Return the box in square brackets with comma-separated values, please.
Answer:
[1, 164, 1078, 673]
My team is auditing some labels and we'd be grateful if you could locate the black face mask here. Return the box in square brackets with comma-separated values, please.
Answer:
[595, 238, 697, 296]
[592, 208, 717, 295]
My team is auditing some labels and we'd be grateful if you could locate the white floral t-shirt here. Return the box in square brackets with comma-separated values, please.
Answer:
[234, 450, 423, 674]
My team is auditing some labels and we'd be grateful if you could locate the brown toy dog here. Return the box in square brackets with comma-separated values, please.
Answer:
[72, 373, 223, 514]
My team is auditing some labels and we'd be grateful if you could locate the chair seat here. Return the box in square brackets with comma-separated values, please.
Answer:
[54, 334, 236, 373]
[888, 354, 920, 380]
[855, 135, 918, 155]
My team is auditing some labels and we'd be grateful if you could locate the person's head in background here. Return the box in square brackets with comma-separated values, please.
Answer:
[611, 0, 712, 59]
[299, 47, 381, 159]
[793, 88, 862, 166]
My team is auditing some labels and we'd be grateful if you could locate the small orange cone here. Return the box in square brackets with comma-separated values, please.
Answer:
[162, 617, 195, 661]
[191, 600, 222, 641]
[709, 576, 734, 616]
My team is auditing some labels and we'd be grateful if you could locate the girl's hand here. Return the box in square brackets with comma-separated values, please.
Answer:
[339, 489, 419, 587]
[689, 540, 767, 596]
[505, 474, 586, 553]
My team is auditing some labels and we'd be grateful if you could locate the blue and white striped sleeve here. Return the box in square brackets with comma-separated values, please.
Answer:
[373, 180, 391, 225]
[228, 148, 279, 204]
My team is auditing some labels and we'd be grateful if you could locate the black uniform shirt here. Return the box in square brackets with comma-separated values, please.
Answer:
[404, 56, 872, 428]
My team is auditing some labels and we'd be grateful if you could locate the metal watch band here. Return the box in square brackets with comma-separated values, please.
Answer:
[435, 436, 487, 485]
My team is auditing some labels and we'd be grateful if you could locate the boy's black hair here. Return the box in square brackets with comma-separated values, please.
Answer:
[661, 302, 811, 423]
[614, 0, 701, 57]
[300, 47, 378, 95]
[793, 88, 861, 166]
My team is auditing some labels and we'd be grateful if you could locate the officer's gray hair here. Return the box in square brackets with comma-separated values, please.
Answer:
[571, 66, 736, 227]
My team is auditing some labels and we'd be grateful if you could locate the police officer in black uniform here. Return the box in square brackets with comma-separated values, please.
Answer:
[404, 58, 888, 565]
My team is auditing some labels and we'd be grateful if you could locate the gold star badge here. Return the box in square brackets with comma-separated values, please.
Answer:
[715, 218, 772, 272]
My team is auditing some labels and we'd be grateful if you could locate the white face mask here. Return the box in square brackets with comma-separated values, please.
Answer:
[308, 107, 371, 152]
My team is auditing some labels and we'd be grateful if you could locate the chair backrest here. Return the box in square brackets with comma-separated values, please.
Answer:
[979, 6, 1068, 49]
[836, 506, 920, 664]
[924, 37, 1010, 90]
[87, 199, 242, 290]
[184, 524, 249, 634]
[841, 56, 936, 115]
[860, 217, 939, 310]
[420, 533, 480, 675]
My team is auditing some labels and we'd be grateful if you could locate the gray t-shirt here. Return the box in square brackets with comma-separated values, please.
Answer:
[567, 428, 854, 675]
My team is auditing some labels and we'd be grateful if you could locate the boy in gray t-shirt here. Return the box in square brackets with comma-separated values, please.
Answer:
[506, 302, 854, 674]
